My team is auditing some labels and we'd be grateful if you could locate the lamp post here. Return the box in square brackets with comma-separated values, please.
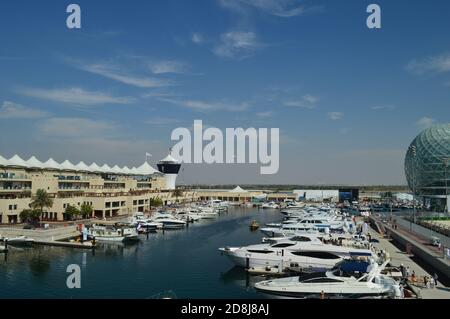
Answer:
[444, 157, 449, 214]
[410, 145, 417, 231]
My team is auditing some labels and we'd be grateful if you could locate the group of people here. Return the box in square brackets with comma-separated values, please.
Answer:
[400, 263, 439, 288]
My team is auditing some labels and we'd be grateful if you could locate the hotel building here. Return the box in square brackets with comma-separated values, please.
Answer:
[0, 153, 194, 224]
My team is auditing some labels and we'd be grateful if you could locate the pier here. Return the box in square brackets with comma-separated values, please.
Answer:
[369, 216, 450, 299]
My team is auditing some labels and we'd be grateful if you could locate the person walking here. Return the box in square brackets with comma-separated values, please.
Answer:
[433, 273, 439, 288]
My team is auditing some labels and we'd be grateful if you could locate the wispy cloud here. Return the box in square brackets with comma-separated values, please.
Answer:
[407, 53, 450, 74]
[371, 105, 396, 111]
[79, 62, 172, 88]
[148, 60, 188, 74]
[256, 111, 274, 118]
[213, 31, 261, 59]
[0, 101, 49, 119]
[191, 33, 205, 44]
[416, 117, 436, 130]
[38, 117, 116, 138]
[283, 94, 318, 109]
[145, 117, 183, 126]
[18, 87, 135, 106]
[328, 112, 343, 120]
[219, 0, 321, 18]
[159, 97, 250, 112]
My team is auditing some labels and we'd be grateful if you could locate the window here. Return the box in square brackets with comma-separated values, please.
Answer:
[291, 236, 311, 242]
[271, 243, 296, 248]
[303, 278, 344, 283]
[291, 251, 341, 259]
[247, 250, 274, 254]
[13, 205, 17, 210]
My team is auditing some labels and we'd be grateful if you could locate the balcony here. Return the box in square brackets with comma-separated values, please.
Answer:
[0, 173, 31, 181]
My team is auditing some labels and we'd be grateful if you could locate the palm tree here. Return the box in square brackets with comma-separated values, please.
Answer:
[172, 188, 183, 203]
[30, 189, 53, 227]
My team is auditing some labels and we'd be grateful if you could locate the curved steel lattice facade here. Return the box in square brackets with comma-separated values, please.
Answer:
[405, 124, 450, 198]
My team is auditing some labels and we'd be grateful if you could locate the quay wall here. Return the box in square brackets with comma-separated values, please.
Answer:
[370, 217, 450, 280]
[0, 226, 79, 241]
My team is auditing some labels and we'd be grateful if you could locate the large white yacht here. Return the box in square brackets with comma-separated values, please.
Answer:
[219, 234, 377, 273]
[254, 261, 400, 299]
[151, 212, 186, 229]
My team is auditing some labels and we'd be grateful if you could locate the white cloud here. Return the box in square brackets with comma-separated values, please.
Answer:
[0, 101, 49, 119]
[328, 112, 343, 120]
[213, 31, 261, 59]
[256, 111, 273, 118]
[283, 94, 318, 109]
[145, 117, 183, 126]
[416, 117, 436, 130]
[159, 97, 250, 112]
[38, 117, 116, 138]
[149, 60, 187, 74]
[219, 0, 319, 18]
[17, 87, 135, 106]
[191, 33, 205, 44]
[407, 53, 450, 74]
[81, 63, 172, 88]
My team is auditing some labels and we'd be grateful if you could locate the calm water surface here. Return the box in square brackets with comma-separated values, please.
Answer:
[0, 207, 281, 299]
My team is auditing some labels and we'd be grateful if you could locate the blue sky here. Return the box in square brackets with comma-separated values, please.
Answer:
[0, 0, 449, 185]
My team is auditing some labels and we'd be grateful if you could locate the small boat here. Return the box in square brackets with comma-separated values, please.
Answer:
[88, 225, 139, 242]
[261, 202, 280, 209]
[5, 236, 35, 247]
[250, 220, 260, 231]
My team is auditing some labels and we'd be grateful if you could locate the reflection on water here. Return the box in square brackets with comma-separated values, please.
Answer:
[0, 207, 281, 298]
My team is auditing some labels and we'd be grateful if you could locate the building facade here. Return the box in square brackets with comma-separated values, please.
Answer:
[0, 155, 193, 224]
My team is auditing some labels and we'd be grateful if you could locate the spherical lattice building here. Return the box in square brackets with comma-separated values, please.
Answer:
[404, 124, 450, 211]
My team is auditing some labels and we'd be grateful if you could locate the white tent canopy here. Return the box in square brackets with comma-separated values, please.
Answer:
[25, 156, 44, 169]
[60, 160, 77, 171]
[229, 186, 248, 193]
[76, 161, 91, 172]
[0, 155, 10, 167]
[0, 153, 160, 176]
[100, 164, 113, 173]
[137, 161, 158, 175]
[8, 155, 28, 167]
[43, 158, 62, 170]
[89, 162, 102, 172]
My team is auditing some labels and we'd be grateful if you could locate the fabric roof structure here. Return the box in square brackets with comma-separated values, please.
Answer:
[89, 162, 102, 172]
[60, 160, 77, 171]
[229, 186, 248, 193]
[76, 161, 91, 172]
[159, 154, 179, 163]
[0, 155, 10, 166]
[42, 158, 62, 170]
[8, 155, 28, 167]
[0, 153, 160, 176]
[137, 161, 158, 175]
[25, 156, 44, 169]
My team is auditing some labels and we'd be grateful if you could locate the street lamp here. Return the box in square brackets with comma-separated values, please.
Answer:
[443, 157, 450, 214]
[410, 145, 417, 231]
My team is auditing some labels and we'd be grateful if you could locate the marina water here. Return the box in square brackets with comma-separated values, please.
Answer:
[0, 207, 280, 299]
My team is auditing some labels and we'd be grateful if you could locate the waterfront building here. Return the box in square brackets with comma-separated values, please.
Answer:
[405, 124, 450, 212]
[0, 154, 194, 224]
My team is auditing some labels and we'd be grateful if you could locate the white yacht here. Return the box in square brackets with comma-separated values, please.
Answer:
[4, 236, 35, 247]
[129, 212, 162, 230]
[152, 212, 186, 229]
[261, 202, 280, 209]
[219, 234, 377, 273]
[254, 261, 400, 299]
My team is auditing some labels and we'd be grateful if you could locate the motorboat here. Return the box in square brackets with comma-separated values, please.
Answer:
[254, 260, 401, 299]
[261, 202, 280, 209]
[152, 212, 186, 229]
[88, 225, 139, 242]
[4, 236, 35, 247]
[129, 212, 162, 231]
[219, 235, 377, 272]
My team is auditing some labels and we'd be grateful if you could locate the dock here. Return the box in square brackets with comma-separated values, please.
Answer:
[33, 240, 95, 249]
[368, 218, 450, 299]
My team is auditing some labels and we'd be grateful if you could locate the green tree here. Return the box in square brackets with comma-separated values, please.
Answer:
[150, 197, 163, 208]
[64, 205, 80, 221]
[19, 209, 41, 225]
[172, 188, 184, 203]
[80, 203, 93, 219]
[30, 189, 54, 226]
